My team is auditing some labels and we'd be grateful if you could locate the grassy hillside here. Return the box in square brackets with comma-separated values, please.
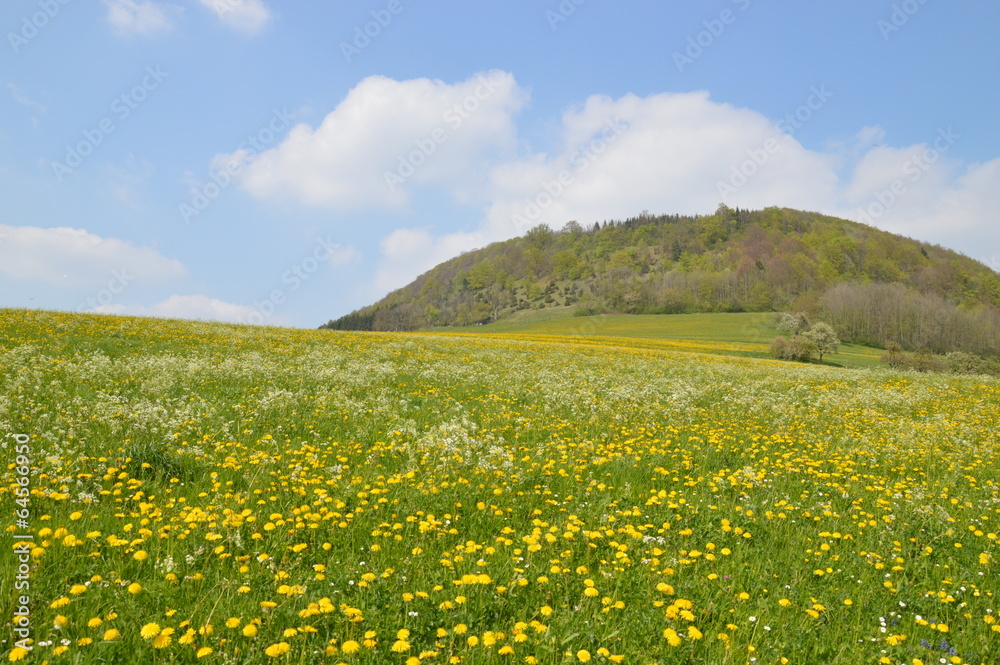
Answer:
[2, 309, 999, 664]
[325, 206, 1000, 358]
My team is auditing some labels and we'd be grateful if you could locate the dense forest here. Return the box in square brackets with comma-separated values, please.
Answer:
[322, 206, 1000, 356]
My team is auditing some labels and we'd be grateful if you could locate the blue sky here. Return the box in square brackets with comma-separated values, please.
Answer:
[2, 0, 999, 327]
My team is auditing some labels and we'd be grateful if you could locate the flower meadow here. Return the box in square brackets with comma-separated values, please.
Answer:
[1, 309, 999, 665]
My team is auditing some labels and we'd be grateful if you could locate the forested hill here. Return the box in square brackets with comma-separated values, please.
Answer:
[322, 206, 1000, 355]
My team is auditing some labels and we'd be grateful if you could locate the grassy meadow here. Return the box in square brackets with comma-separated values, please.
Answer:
[439, 312, 885, 369]
[1, 309, 998, 664]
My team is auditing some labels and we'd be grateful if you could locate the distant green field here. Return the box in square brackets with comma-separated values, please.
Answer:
[433, 312, 886, 369]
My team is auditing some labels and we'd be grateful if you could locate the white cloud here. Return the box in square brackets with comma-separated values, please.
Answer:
[839, 152, 1000, 257]
[196, 0, 272, 34]
[229, 71, 526, 210]
[6, 83, 46, 114]
[102, 0, 181, 37]
[372, 227, 483, 296]
[478, 90, 840, 236]
[0, 224, 185, 288]
[91, 294, 260, 323]
[325, 244, 363, 268]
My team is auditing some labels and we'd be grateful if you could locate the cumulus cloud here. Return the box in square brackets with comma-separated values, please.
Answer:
[832, 128, 1000, 260]
[0, 224, 185, 288]
[195, 0, 272, 35]
[91, 294, 260, 323]
[229, 71, 526, 210]
[102, 0, 181, 37]
[372, 227, 483, 296]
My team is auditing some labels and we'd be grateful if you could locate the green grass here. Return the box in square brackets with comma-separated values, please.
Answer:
[433, 311, 886, 369]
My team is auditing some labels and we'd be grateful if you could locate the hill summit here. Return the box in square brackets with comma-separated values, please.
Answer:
[323, 206, 1000, 355]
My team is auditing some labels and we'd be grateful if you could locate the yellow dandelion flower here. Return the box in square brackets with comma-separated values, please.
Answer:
[141, 623, 162, 639]
[152, 633, 172, 649]
[341, 641, 360, 654]
[8, 647, 30, 661]
[197, 647, 213, 658]
[391, 639, 411, 653]
[127, 583, 142, 595]
[577, 650, 591, 662]
[70, 584, 88, 595]
[243, 624, 259, 637]
[264, 642, 291, 657]
[103, 628, 121, 641]
[134, 550, 148, 561]
[50, 596, 70, 608]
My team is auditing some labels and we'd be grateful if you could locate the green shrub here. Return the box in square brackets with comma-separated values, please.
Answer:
[770, 336, 816, 362]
